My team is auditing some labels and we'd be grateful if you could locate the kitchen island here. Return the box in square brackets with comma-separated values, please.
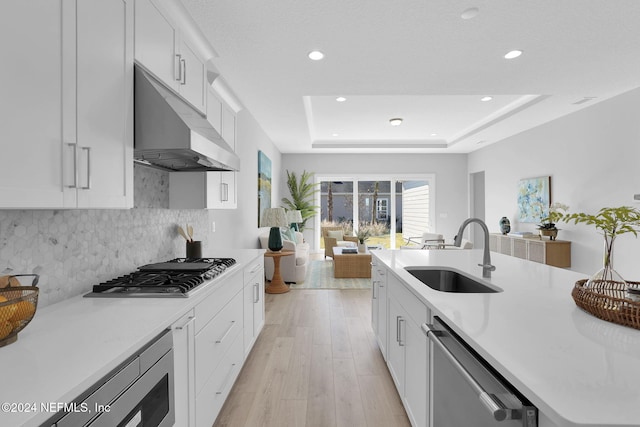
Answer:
[0, 249, 264, 427]
[373, 249, 640, 427]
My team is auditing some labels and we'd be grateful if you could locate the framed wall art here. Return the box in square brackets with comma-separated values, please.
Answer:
[517, 176, 550, 223]
[258, 150, 272, 226]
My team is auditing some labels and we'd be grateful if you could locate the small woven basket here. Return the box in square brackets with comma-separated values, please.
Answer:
[0, 286, 39, 347]
[572, 279, 640, 330]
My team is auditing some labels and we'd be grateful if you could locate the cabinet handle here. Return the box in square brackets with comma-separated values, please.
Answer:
[396, 316, 401, 343]
[67, 143, 78, 188]
[221, 182, 229, 202]
[249, 264, 262, 274]
[253, 283, 260, 303]
[398, 318, 405, 346]
[180, 58, 186, 85]
[215, 320, 236, 344]
[216, 363, 236, 394]
[81, 146, 91, 190]
[372, 281, 377, 299]
[174, 315, 195, 330]
[175, 54, 182, 81]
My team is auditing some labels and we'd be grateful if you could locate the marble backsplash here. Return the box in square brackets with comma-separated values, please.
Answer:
[0, 165, 212, 307]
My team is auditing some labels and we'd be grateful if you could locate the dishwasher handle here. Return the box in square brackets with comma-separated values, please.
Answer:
[422, 323, 519, 422]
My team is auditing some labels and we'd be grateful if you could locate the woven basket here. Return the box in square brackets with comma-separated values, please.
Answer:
[572, 279, 640, 330]
[0, 286, 39, 347]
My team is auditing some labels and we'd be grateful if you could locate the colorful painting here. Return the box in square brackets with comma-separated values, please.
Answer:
[258, 151, 272, 226]
[517, 176, 550, 223]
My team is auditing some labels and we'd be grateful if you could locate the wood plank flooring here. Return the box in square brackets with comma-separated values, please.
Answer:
[213, 289, 411, 427]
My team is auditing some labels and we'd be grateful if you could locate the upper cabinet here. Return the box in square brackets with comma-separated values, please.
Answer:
[0, 0, 133, 209]
[135, 0, 206, 113]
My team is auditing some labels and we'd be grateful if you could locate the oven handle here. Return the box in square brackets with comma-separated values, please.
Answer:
[422, 323, 517, 422]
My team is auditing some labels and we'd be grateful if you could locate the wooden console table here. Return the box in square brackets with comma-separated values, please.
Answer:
[489, 233, 571, 268]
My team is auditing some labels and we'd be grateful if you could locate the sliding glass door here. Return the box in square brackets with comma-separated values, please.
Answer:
[318, 175, 435, 249]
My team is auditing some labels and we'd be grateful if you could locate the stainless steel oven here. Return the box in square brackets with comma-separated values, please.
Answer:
[423, 317, 537, 427]
[47, 330, 174, 427]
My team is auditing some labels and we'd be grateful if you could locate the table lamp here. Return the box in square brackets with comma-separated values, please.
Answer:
[286, 210, 303, 232]
[261, 207, 288, 251]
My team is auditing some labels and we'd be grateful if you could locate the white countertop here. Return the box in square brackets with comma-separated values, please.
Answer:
[0, 250, 264, 427]
[373, 249, 640, 427]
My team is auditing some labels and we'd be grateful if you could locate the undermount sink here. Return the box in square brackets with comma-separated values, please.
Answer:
[405, 268, 502, 293]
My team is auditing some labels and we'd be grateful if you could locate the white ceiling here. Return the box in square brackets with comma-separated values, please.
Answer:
[182, 0, 640, 154]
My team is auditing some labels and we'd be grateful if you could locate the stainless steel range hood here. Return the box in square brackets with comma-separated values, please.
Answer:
[134, 67, 240, 172]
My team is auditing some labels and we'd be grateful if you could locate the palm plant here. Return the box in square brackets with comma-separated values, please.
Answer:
[281, 170, 320, 232]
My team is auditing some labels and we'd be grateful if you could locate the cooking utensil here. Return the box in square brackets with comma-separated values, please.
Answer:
[187, 224, 194, 242]
[177, 226, 190, 242]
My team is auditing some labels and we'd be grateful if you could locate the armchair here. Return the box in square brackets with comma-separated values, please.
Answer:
[259, 230, 310, 284]
[322, 226, 358, 259]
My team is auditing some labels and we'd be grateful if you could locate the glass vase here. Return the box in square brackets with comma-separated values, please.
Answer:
[586, 236, 626, 288]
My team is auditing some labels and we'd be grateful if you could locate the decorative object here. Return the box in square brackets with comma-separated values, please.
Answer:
[186, 241, 202, 258]
[537, 202, 568, 241]
[281, 170, 320, 232]
[356, 222, 387, 252]
[517, 176, 550, 223]
[0, 274, 39, 347]
[564, 206, 640, 288]
[499, 217, 511, 235]
[572, 279, 640, 330]
[286, 210, 303, 232]
[260, 207, 288, 251]
[264, 250, 295, 293]
[258, 151, 272, 227]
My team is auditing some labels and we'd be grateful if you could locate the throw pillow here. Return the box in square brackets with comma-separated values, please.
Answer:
[281, 227, 296, 242]
[327, 230, 343, 240]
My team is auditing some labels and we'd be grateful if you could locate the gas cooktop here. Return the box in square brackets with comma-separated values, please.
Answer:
[84, 258, 237, 298]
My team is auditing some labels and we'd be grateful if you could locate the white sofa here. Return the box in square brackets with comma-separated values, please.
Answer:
[259, 231, 310, 284]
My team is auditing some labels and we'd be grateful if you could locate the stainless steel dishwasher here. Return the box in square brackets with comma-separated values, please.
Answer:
[422, 317, 537, 427]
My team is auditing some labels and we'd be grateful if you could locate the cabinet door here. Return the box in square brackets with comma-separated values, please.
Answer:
[172, 311, 196, 427]
[206, 172, 237, 209]
[76, 0, 133, 208]
[253, 272, 265, 337]
[179, 38, 207, 113]
[404, 317, 428, 427]
[134, 0, 179, 91]
[222, 104, 237, 150]
[0, 1, 75, 208]
[387, 297, 405, 394]
[243, 263, 265, 356]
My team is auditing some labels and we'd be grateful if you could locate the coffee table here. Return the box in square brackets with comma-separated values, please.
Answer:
[332, 247, 372, 278]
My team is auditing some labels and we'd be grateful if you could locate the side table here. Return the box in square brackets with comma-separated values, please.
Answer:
[264, 250, 295, 294]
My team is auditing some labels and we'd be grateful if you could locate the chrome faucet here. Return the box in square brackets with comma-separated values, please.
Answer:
[454, 218, 496, 278]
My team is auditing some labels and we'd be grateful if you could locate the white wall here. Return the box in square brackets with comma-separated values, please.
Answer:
[281, 153, 468, 249]
[469, 87, 640, 278]
[212, 108, 282, 250]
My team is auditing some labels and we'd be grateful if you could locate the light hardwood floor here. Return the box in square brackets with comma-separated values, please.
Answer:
[213, 288, 411, 427]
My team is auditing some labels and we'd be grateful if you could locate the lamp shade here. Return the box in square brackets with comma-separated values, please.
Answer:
[261, 208, 288, 251]
[286, 210, 303, 223]
[261, 208, 288, 228]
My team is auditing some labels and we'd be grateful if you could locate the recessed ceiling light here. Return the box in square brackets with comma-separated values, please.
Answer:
[504, 50, 523, 59]
[308, 50, 324, 60]
[389, 118, 403, 126]
[476, 140, 486, 144]
[332, 133, 339, 137]
[431, 133, 438, 137]
[336, 96, 346, 102]
[481, 96, 493, 102]
[461, 7, 479, 19]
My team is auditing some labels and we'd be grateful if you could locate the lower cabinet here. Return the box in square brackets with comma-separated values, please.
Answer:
[384, 271, 430, 427]
[371, 261, 388, 359]
[172, 254, 265, 427]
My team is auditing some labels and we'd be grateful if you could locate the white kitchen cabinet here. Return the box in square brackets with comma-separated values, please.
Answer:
[243, 258, 265, 356]
[134, 0, 206, 113]
[169, 171, 237, 209]
[171, 310, 196, 427]
[371, 260, 388, 359]
[386, 273, 429, 427]
[0, 0, 133, 209]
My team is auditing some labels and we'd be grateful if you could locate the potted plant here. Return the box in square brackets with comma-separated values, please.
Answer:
[281, 170, 320, 232]
[564, 206, 640, 287]
[537, 202, 569, 240]
[355, 222, 388, 252]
